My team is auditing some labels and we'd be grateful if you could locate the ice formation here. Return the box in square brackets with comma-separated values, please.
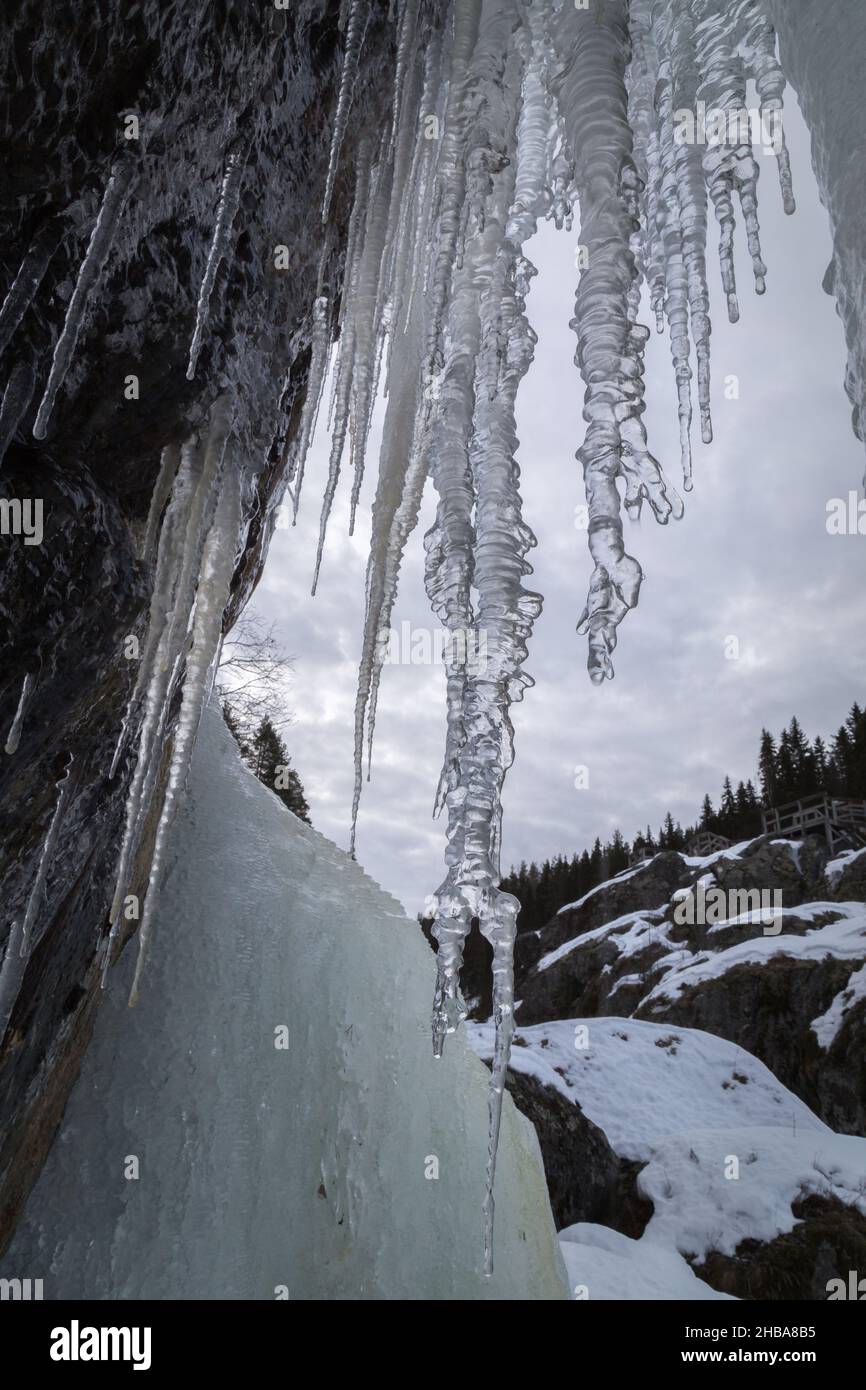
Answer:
[186, 146, 248, 381]
[0, 705, 568, 1300]
[32, 159, 136, 439]
[279, 0, 798, 1270]
[4, 671, 35, 755]
[27, 0, 807, 1271]
[103, 398, 244, 1000]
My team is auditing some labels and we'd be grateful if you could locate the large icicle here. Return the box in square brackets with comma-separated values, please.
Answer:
[128, 454, 242, 1006]
[103, 404, 232, 984]
[667, 0, 715, 447]
[553, 0, 681, 684]
[4, 671, 35, 755]
[651, 2, 696, 490]
[33, 159, 136, 439]
[349, 31, 446, 848]
[321, 0, 370, 226]
[186, 145, 248, 380]
[736, 0, 796, 216]
[287, 294, 331, 520]
[693, 0, 766, 321]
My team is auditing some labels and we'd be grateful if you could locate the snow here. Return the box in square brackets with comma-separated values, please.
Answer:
[642, 901, 866, 1009]
[559, 1222, 732, 1301]
[468, 1016, 826, 1163]
[642, 1126, 866, 1261]
[825, 847, 866, 886]
[470, 1014, 866, 1279]
[539, 907, 669, 972]
[0, 703, 568, 1300]
[555, 860, 653, 915]
[811, 961, 866, 1049]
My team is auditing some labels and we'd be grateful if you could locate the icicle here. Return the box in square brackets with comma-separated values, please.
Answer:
[388, 0, 420, 156]
[104, 401, 232, 985]
[651, 6, 695, 490]
[4, 671, 35, 754]
[694, 0, 767, 319]
[553, 0, 681, 684]
[0, 755, 75, 1042]
[424, 0, 484, 378]
[0, 218, 63, 360]
[186, 145, 248, 380]
[142, 444, 181, 563]
[668, 1, 714, 446]
[349, 38, 447, 849]
[313, 148, 393, 582]
[322, 0, 370, 226]
[32, 160, 135, 439]
[288, 295, 331, 520]
[128, 458, 242, 1006]
[0, 360, 36, 467]
[736, 0, 796, 216]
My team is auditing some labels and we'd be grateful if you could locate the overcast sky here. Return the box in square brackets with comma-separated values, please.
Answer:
[247, 93, 866, 915]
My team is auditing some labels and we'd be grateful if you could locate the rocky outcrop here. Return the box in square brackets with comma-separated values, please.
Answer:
[695, 1196, 866, 1302]
[0, 0, 430, 1255]
[512, 839, 866, 1133]
[503, 1067, 651, 1236]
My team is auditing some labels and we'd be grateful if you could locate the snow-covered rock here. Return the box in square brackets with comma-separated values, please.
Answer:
[0, 705, 568, 1300]
[513, 843, 866, 1132]
[469, 1016, 866, 1299]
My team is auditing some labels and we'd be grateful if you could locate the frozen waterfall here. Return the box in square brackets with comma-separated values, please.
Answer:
[0, 704, 567, 1300]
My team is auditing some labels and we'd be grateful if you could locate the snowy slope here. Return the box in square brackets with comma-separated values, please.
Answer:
[469, 1016, 866, 1295]
[0, 704, 568, 1300]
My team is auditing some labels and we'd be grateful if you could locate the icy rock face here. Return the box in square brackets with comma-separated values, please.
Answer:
[0, 704, 567, 1301]
[0, 0, 405, 1251]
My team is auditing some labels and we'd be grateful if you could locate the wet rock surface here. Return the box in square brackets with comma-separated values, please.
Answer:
[0, 0, 419, 1254]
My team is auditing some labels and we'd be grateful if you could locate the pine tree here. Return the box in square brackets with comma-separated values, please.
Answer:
[249, 717, 311, 824]
[222, 701, 248, 760]
[758, 729, 777, 807]
[719, 776, 737, 836]
[788, 717, 814, 794]
[700, 794, 715, 830]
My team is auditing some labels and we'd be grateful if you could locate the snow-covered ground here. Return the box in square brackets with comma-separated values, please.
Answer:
[468, 1017, 866, 1298]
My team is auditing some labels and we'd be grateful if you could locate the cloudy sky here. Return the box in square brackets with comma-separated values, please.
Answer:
[245, 93, 866, 916]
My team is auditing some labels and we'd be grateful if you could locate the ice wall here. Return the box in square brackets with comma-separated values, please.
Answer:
[1, 704, 567, 1300]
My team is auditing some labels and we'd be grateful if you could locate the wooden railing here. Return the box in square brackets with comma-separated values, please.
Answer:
[762, 793, 866, 838]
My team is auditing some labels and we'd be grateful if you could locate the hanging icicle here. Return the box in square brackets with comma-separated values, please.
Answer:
[32, 159, 136, 439]
[186, 146, 248, 381]
[4, 672, 35, 755]
[322, 0, 371, 226]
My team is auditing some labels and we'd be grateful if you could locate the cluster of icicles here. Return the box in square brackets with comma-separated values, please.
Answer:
[286, 0, 795, 1274]
[0, 0, 796, 1275]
